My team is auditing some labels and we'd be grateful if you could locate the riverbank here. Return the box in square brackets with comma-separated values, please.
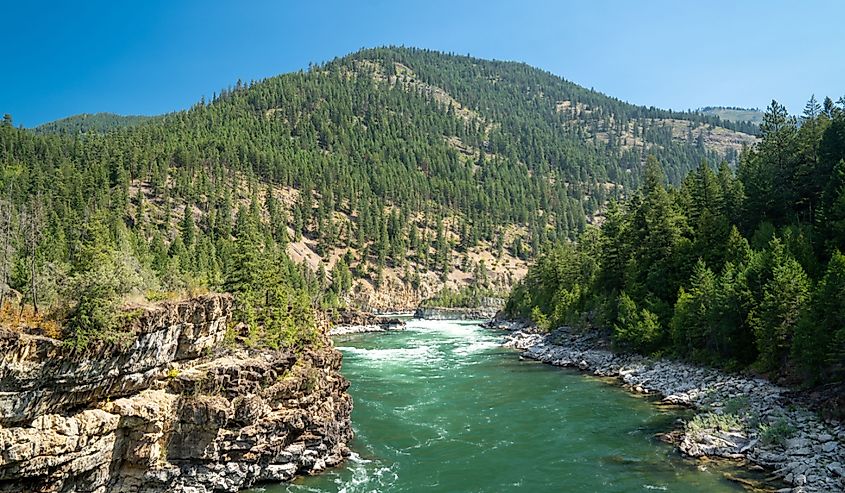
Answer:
[329, 323, 405, 336]
[327, 308, 407, 336]
[495, 323, 844, 493]
[413, 306, 499, 320]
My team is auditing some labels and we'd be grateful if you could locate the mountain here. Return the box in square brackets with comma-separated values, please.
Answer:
[0, 46, 760, 327]
[699, 106, 765, 125]
[34, 112, 157, 135]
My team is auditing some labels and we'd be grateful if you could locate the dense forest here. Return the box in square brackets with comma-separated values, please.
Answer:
[34, 113, 157, 135]
[506, 97, 845, 385]
[0, 47, 754, 348]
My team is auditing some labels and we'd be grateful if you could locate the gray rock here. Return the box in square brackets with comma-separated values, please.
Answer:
[785, 437, 812, 449]
[788, 447, 814, 457]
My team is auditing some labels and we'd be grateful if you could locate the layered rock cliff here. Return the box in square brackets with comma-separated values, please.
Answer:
[0, 294, 352, 493]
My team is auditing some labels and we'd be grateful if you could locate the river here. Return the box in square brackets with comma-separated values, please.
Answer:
[262, 319, 762, 492]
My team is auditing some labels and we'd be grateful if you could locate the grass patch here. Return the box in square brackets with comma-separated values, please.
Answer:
[688, 412, 743, 434]
[758, 418, 796, 446]
[723, 396, 750, 415]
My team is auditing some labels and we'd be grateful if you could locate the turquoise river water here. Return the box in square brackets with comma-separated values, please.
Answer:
[260, 319, 766, 492]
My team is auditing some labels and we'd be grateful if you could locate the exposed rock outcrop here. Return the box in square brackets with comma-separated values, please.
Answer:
[497, 324, 844, 493]
[0, 294, 352, 493]
[413, 306, 498, 321]
[324, 309, 406, 336]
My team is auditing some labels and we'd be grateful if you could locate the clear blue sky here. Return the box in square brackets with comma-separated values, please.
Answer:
[4, 0, 843, 127]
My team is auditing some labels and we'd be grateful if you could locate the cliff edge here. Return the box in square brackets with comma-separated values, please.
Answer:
[0, 294, 352, 492]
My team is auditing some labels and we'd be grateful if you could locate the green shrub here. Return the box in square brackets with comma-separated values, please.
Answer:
[613, 293, 662, 351]
[531, 306, 551, 332]
[758, 418, 796, 446]
[687, 412, 743, 434]
[723, 396, 750, 415]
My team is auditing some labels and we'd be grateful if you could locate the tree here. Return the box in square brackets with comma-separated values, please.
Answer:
[671, 260, 717, 358]
[792, 251, 845, 381]
[331, 256, 353, 296]
[613, 292, 662, 352]
[724, 226, 752, 267]
[595, 200, 628, 295]
[180, 202, 196, 248]
[740, 100, 799, 226]
[818, 160, 845, 252]
[224, 217, 263, 299]
[752, 252, 810, 372]
[0, 198, 16, 309]
[626, 156, 686, 317]
[64, 216, 148, 347]
[20, 198, 44, 314]
[716, 160, 744, 227]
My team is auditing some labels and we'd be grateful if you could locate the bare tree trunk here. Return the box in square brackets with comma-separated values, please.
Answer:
[30, 242, 38, 315]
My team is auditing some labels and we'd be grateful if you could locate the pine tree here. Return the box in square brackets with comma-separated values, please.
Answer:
[595, 200, 628, 295]
[627, 156, 685, 318]
[752, 252, 810, 372]
[792, 251, 845, 381]
[671, 260, 717, 358]
[818, 160, 845, 252]
[613, 292, 661, 352]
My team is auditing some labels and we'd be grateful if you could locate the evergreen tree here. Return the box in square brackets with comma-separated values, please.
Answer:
[792, 251, 845, 381]
[752, 252, 810, 372]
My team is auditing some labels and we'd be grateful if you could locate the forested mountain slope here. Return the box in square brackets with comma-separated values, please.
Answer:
[34, 112, 157, 135]
[0, 47, 757, 345]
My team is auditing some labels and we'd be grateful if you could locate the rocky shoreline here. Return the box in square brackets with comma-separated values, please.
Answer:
[327, 309, 406, 336]
[0, 295, 353, 493]
[413, 306, 499, 320]
[494, 323, 844, 493]
[329, 323, 405, 336]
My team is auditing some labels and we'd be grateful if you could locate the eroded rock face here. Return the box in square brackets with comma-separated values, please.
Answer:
[0, 295, 232, 426]
[0, 295, 353, 493]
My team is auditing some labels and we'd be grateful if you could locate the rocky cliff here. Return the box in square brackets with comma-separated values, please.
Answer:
[0, 294, 352, 493]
